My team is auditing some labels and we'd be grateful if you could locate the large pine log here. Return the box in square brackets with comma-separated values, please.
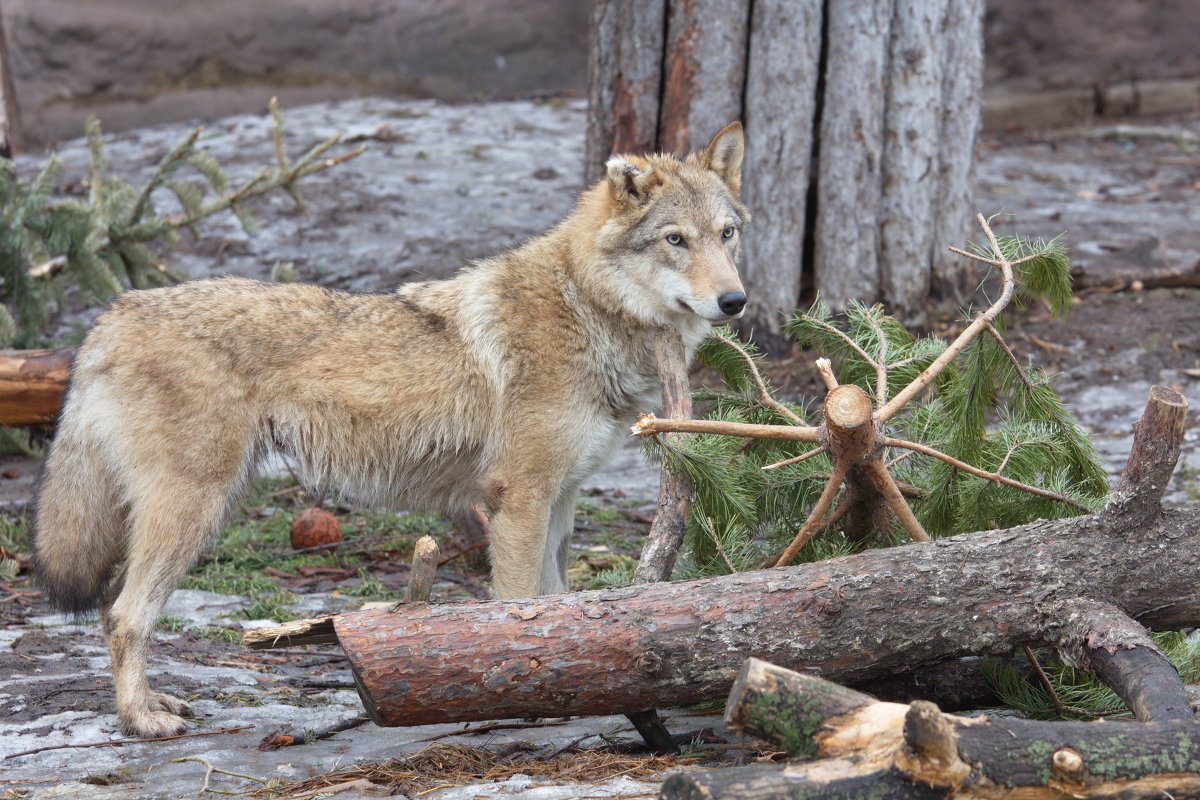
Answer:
[310, 388, 1194, 728]
[663, 658, 1200, 800]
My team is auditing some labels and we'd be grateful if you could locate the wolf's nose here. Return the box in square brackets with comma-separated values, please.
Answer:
[718, 291, 747, 316]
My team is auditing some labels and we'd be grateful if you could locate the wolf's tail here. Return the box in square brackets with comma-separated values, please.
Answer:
[32, 400, 127, 615]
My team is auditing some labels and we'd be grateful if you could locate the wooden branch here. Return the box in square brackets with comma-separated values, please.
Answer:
[723, 336, 807, 426]
[631, 414, 821, 442]
[771, 457, 849, 567]
[629, 327, 695, 753]
[400, 536, 439, 605]
[1053, 597, 1193, 722]
[1109, 384, 1188, 522]
[632, 328, 694, 586]
[862, 458, 930, 542]
[881, 436, 1090, 511]
[664, 658, 1200, 800]
[875, 213, 1016, 423]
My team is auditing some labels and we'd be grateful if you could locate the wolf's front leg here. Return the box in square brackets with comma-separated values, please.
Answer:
[538, 488, 580, 595]
[485, 478, 557, 600]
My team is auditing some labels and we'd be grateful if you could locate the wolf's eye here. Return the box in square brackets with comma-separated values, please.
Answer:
[722, 226, 736, 240]
[665, 233, 685, 247]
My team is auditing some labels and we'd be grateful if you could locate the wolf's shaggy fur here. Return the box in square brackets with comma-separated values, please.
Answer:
[33, 122, 749, 737]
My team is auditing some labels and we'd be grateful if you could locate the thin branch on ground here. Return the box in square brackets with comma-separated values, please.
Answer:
[170, 755, 268, 796]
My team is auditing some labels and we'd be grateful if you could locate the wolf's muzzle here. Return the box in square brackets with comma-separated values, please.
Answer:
[718, 291, 747, 317]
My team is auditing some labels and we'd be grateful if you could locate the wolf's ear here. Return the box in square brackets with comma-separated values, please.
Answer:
[703, 121, 744, 197]
[605, 156, 659, 206]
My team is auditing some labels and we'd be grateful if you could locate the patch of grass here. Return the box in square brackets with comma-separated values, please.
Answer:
[238, 591, 300, 623]
[0, 514, 29, 551]
[157, 615, 192, 633]
[197, 626, 241, 644]
[340, 568, 395, 602]
[575, 500, 623, 523]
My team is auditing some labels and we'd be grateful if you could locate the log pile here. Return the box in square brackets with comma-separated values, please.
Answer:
[662, 658, 1200, 799]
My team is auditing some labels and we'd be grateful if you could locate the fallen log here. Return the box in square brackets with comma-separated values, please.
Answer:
[249, 387, 1195, 729]
[659, 658, 1200, 799]
[0, 347, 73, 426]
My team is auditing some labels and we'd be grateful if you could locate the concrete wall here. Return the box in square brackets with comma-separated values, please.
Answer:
[4, 0, 590, 146]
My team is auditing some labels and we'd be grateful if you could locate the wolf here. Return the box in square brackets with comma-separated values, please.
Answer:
[32, 121, 750, 737]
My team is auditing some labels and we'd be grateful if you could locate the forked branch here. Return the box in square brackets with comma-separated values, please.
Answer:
[634, 213, 1085, 566]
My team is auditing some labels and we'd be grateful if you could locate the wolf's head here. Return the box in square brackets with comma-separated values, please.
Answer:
[591, 122, 750, 328]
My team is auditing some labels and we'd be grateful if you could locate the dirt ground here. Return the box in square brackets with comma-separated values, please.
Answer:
[1, 98, 1198, 798]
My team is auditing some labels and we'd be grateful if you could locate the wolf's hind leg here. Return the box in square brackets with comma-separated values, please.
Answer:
[103, 478, 241, 737]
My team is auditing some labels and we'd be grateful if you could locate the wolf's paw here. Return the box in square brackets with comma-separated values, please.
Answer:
[119, 709, 189, 738]
[148, 691, 193, 718]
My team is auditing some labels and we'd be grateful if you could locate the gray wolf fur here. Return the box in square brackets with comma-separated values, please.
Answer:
[33, 122, 750, 737]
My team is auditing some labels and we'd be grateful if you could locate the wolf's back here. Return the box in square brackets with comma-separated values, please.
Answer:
[32, 375, 128, 615]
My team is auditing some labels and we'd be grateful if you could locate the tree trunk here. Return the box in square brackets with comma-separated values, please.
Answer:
[287, 388, 1194, 728]
[739, 0, 822, 350]
[812, 0, 892, 313]
[586, 0, 984, 338]
[584, 0, 667, 184]
[660, 658, 1200, 800]
[0, 347, 73, 426]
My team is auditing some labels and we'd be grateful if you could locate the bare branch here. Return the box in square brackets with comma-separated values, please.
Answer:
[882, 436, 1089, 511]
[815, 357, 839, 391]
[772, 459, 850, 567]
[876, 214, 1017, 423]
[762, 444, 827, 471]
[862, 459, 930, 542]
[722, 336, 809, 426]
[632, 414, 822, 443]
[986, 321, 1035, 391]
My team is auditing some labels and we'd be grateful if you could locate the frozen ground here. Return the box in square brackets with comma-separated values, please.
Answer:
[1, 98, 1198, 798]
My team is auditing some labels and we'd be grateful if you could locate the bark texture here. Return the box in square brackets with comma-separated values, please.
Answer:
[665, 658, 1200, 800]
[931, 0, 985, 304]
[632, 328, 693, 585]
[0, 347, 73, 426]
[735, 0, 821, 347]
[326, 388, 1193, 728]
[657, 0, 750, 156]
[811, 0, 892, 311]
[878, 0, 948, 321]
[584, 0, 667, 184]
